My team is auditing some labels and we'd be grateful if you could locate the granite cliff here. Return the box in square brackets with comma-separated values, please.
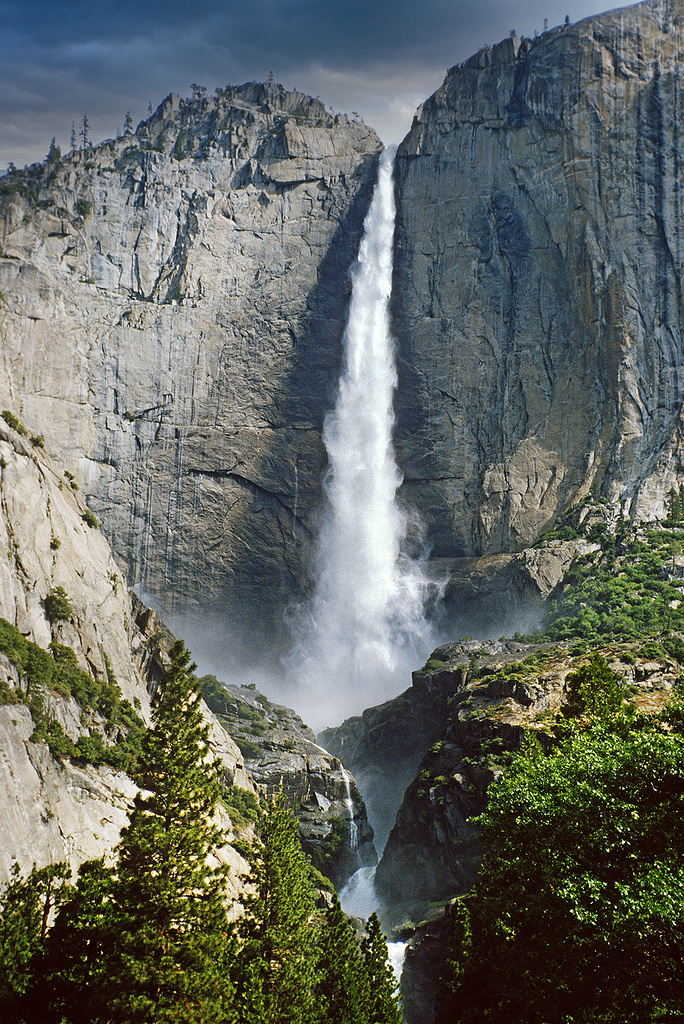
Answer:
[4, 4, 684, 633]
[0, 411, 252, 897]
[394, 0, 684, 606]
[0, 408, 370, 894]
[0, 83, 381, 642]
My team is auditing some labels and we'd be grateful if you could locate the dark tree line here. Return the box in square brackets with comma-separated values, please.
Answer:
[0, 641, 400, 1024]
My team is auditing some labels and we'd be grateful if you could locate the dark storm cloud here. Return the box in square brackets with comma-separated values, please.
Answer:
[0, 0, 617, 167]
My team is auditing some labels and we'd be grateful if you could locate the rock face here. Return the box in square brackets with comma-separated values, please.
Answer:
[372, 637, 681, 916]
[203, 680, 376, 887]
[0, 413, 255, 898]
[5, 8, 684, 634]
[393, 0, 684, 568]
[0, 83, 381, 637]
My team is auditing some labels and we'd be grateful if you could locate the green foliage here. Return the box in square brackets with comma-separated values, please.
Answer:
[107, 640, 236, 1023]
[37, 859, 116, 1023]
[543, 524, 684, 641]
[1, 410, 27, 436]
[223, 783, 261, 828]
[0, 617, 144, 769]
[198, 673, 231, 715]
[434, 903, 472, 1024]
[0, 178, 36, 201]
[361, 911, 402, 1024]
[664, 486, 684, 527]
[315, 891, 370, 1024]
[560, 653, 625, 727]
[234, 792, 317, 1024]
[661, 634, 684, 662]
[46, 138, 61, 164]
[81, 509, 98, 529]
[172, 129, 187, 159]
[44, 586, 72, 623]
[75, 198, 91, 217]
[437, 717, 684, 1023]
[29, 434, 44, 449]
[234, 735, 262, 760]
[0, 861, 71, 1022]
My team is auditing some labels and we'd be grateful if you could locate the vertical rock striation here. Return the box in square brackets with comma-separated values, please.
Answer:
[0, 84, 381, 635]
[394, 0, 684, 563]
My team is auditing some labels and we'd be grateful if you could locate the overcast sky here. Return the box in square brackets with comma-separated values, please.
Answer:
[1, 0, 625, 170]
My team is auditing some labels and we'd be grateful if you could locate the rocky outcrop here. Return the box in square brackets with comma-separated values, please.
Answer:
[0, 412, 253, 894]
[203, 679, 376, 887]
[0, 83, 381, 637]
[373, 637, 681, 915]
[394, 0, 684, 570]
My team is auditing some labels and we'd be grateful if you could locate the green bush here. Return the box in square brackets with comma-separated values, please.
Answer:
[44, 587, 73, 623]
[29, 434, 45, 449]
[75, 198, 91, 217]
[1, 410, 27, 436]
[81, 509, 98, 529]
[223, 784, 261, 828]
[234, 736, 261, 760]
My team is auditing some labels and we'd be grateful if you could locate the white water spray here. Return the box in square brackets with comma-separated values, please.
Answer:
[287, 146, 437, 732]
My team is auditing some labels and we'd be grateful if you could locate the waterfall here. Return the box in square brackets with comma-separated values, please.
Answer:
[340, 765, 359, 855]
[287, 145, 437, 732]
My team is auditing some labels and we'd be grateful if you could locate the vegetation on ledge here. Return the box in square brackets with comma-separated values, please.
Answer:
[0, 617, 144, 770]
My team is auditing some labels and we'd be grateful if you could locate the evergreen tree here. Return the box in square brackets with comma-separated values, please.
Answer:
[0, 861, 70, 1022]
[46, 138, 60, 164]
[106, 639, 236, 1023]
[235, 792, 317, 1024]
[124, 110, 133, 134]
[38, 859, 115, 1023]
[79, 114, 89, 149]
[361, 912, 402, 1024]
[70, 122, 76, 150]
[436, 715, 684, 1023]
[433, 903, 472, 1024]
[315, 891, 369, 1024]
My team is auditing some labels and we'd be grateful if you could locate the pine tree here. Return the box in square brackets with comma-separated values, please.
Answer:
[46, 137, 60, 164]
[79, 114, 89, 149]
[124, 110, 133, 134]
[361, 912, 402, 1024]
[70, 122, 76, 150]
[0, 861, 70, 1022]
[433, 903, 472, 1024]
[38, 859, 116, 1023]
[235, 792, 317, 1024]
[316, 891, 369, 1024]
[106, 639, 236, 1023]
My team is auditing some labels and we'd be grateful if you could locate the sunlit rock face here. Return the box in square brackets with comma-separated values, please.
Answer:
[0, 417, 253, 889]
[393, 0, 684, 563]
[0, 83, 381, 634]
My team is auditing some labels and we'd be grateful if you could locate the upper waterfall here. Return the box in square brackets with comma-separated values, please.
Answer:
[287, 146, 437, 732]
